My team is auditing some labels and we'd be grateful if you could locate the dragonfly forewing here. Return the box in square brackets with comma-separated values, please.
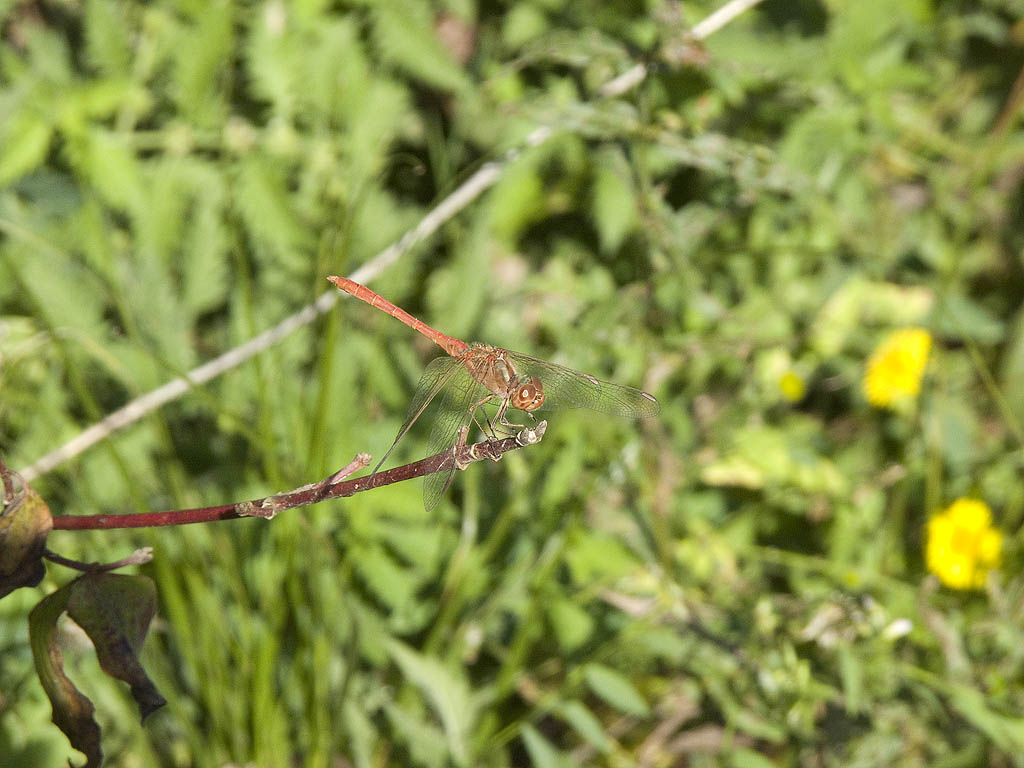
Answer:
[507, 351, 660, 418]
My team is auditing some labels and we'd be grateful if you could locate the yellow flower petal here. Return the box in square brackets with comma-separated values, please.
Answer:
[863, 328, 932, 408]
[925, 498, 1001, 590]
[779, 371, 806, 402]
[946, 498, 990, 530]
[977, 529, 1002, 567]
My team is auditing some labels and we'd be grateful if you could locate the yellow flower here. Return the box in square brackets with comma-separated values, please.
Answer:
[926, 498, 1002, 590]
[863, 328, 932, 408]
[779, 371, 806, 403]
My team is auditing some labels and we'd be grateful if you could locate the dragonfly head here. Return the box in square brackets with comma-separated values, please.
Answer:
[511, 376, 545, 411]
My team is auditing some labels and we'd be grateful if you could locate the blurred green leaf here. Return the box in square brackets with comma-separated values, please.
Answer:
[556, 699, 612, 754]
[388, 639, 476, 766]
[701, 424, 845, 498]
[67, 129, 143, 212]
[172, 1, 232, 126]
[487, 151, 546, 242]
[344, 697, 379, 768]
[591, 148, 636, 253]
[545, 596, 594, 652]
[520, 723, 573, 768]
[352, 543, 418, 611]
[371, 1, 470, 93]
[0, 113, 53, 188]
[84, 0, 133, 76]
[838, 646, 864, 714]
[583, 663, 650, 718]
[947, 683, 1024, 753]
[937, 294, 1005, 346]
[1001, 306, 1024, 428]
[235, 155, 312, 268]
[383, 699, 448, 768]
[180, 164, 229, 314]
[564, 530, 639, 586]
[731, 747, 780, 768]
[502, 4, 548, 49]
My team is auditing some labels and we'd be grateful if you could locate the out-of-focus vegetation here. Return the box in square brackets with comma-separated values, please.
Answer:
[2, 0, 1024, 765]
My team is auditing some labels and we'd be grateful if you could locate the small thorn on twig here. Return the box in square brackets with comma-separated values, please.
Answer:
[237, 452, 376, 519]
[321, 452, 373, 485]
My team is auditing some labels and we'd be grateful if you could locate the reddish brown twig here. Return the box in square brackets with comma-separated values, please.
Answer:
[51, 422, 547, 531]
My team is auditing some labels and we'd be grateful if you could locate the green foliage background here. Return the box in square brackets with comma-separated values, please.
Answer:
[2, 0, 1024, 765]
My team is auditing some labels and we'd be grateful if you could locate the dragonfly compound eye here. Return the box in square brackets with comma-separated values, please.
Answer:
[513, 377, 545, 411]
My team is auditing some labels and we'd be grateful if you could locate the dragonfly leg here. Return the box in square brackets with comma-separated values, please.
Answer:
[490, 398, 518, 432]
[470, 407, 495, 441]
[471, 395, 524, 461]
[493, 397, 535, 432]
[466, 395, 506, 462]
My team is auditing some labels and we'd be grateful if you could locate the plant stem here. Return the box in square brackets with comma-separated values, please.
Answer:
[51, 424, 546, 531]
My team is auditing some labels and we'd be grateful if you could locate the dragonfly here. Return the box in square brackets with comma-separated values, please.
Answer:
[328, 276, 660, 510]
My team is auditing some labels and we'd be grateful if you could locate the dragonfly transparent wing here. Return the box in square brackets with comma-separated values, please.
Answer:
[506, 350, 660, 418]
[374, 355, 463, 472]
[422, 364, 493, 512]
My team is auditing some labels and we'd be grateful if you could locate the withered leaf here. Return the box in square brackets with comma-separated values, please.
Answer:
[66, 572, 166, 721]
[0, 469, 52, 598]
[29, 573, 166, 768]
[29, 584, 102, 768]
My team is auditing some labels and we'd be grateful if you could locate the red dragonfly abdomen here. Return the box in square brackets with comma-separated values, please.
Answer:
[328, 276, 468, 357]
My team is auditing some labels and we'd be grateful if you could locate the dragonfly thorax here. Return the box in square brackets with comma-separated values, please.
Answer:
[465, 344, 545, 411]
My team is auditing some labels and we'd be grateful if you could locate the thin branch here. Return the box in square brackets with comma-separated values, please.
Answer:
[599, 65, 649, 98]
[43, 547, 154, 572]
[600, 0, 767, 97]
[19, 0, 760, 482]
[50, 422, 546, 531]
[690, 0, 765, 40]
